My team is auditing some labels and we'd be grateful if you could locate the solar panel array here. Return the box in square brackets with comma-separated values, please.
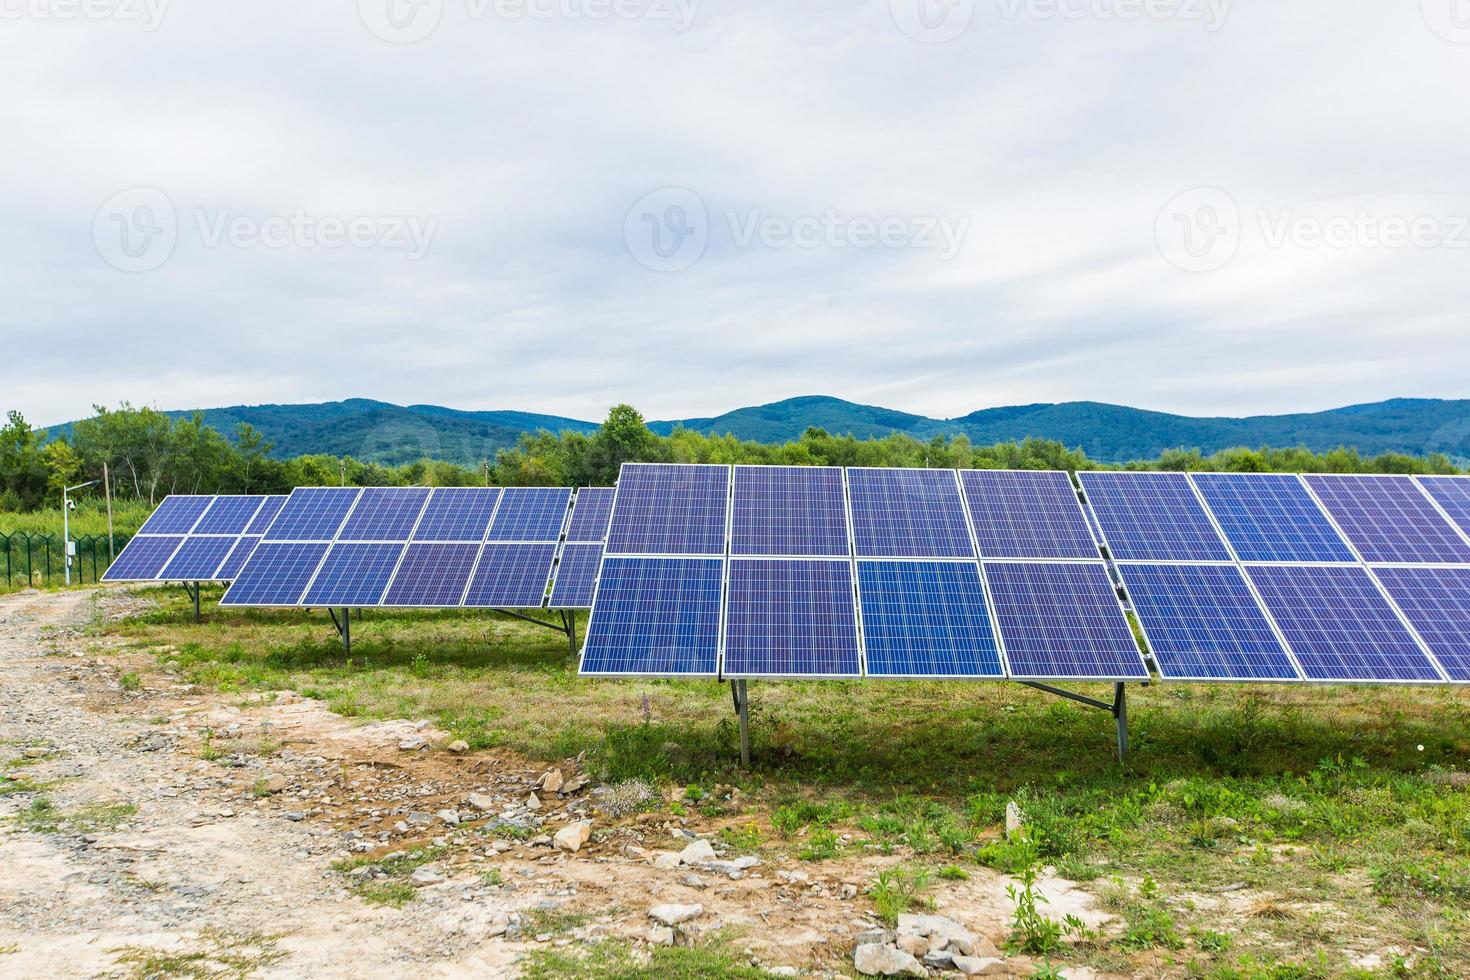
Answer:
[102, 495, 287, 583]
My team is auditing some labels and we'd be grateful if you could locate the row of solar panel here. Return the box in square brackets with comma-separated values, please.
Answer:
[101, 495, 288, 583]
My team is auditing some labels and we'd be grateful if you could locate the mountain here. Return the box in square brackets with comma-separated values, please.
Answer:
[48, 396, 1470, 466]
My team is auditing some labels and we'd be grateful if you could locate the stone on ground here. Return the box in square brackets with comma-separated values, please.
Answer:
[541, 768, 564, 794]
[952, 955, 1010, 976]
[677, 838, 717, 865]
[852, 943, 925, 977]
[648, 902, 703, 926]
[553, 820, 591, 853]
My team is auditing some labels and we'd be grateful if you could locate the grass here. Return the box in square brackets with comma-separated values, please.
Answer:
[14, 796, 136, 834]
[520, 934, 770, 979]
[107, 928, 286, 979]
[99, 586, 1470, 977]
[870, 865, 934, 926]
[330, 846, 446, 908]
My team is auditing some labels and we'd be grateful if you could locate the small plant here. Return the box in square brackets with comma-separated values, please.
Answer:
[480, 866, 504, 886]
[1194, 928, 1233, 954]
[870, 865, 934, 926]
[1006, 864, 1063, 956]
[937, 865, 970, 881]
[197, 727, 222, 762]
[119, 672, 141, 691]
[976, 832, 1041, 874]
[1031, 959, 1067, 980]
[799, 828, 839, 861]
[719, 823, 763, 854]
[251, 778, 272, 798]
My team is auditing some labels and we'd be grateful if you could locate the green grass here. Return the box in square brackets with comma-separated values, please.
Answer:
[520, 935, 770, 979]
[330, 846, 446, 908]
[101, 587, 1470, 977]
[14, 796, 136, 834]
[106, 928, 285, 979]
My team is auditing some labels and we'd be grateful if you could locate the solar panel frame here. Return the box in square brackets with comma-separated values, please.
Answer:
[579, 556, 725, 677]
[722, 558, 862, 679]
[215, 535, 263, 581]
[301, 541, 408, 607]
[1078, 471, 1233, 562]
[159, 535, 242, 582]
[548, 543, 604, 609]
[464, 542, 560, 608]
[1302, 474, 1470, 565]
[565, 487, 615, 542]
[1190, 473, 1356, 564]
[958, 469, 1100, 560]
[336, 486, 432, 542]
[102, 534, 187, 581]
[604, 463, 731, 557]
[411, 487, 501, 542]
[730, 466, 851, 558]
[486, 487, 573, 543]
[856, 559, 1006, 679]
[381, 542, 484, 607]
[260, 487, 364, 542]
[846, 467, 975, 560]
[136, 495, 214, 535]
[193, 495, 270, 535]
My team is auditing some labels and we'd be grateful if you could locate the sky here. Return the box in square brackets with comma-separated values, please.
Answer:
[4, 0, 1470, 429]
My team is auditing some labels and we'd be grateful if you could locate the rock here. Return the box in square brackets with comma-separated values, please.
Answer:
[399, 737, 426, 751]
[678, 839, 718, 865]
[896, 933, 928, 957]
[852, 943, 925, 977]
[410, 867, 444, 887]
[839, 882, 859, 900]
[648, 925, 675, 946]
[653, 852, 683, 871]
[856, 929, 895, 946]
[467, 793, 496, 811]
[1005, 801, 1024, 839]
[447, 740, 469, 754]
[284, 811, 306, 822]
[259, 774, 288, 794]
[952, 955, 1009, 976]
[437, 809, 461, 827]
[896, 914, 980, 956]
[680, 874, 706, 889]
[649, 903, 703, 926]
[23, 747, 50, 759]
[554, 821, 591, 853]
[563, 776, 588, 793]
[541, 769, 564, 794]
[767, 968, 799, 977]
[923, 949, 955, 969]
[526, 792, 542, 810]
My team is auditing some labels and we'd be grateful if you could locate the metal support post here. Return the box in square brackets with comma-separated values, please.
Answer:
[1113, 682, 1128, 762]
[192, 582, 201, 623]
[730, 679, 751, 768]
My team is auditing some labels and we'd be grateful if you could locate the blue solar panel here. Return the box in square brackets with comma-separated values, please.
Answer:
[983, 562, 1148, 680]
[194, 495, 269, 535]
[265, 488, 362, 541]
[1191, 473, 1354, 563]
[301, 542, 405, 606]
[245, 496, 286, 534]
[1118, 563, 1298, 681]
[731, 466, 850, 557]
[1373, 566, 1470, 683]
[566, 488, 615, 542]
[1245, 564, 1442, 682]
[1417, 476, 1470, 539]
[160, 536, 238, 581]
[464, 543, 556, 607]
[549, 543, 603, 608]
[221, 543, 328, 606]
[102, 536, 184, 580]
[847, 468, 974, 559]
[857, 560, 1004, 677]
[959, 470, 1097, 559]
[413, 488, 500, 542]
[216, 536, 261, 580]
[382, 543, 481, 606]
[605, 464, 730, 556]
[722, 559, 860, 677]
[338, 487, 431, 541]
[1078, 472, 1231, 562]
[137, 496, 213, 534]
[486, 487, 571, 542]
[1304, 475, 1470, 564]
[579, 557, 724, 676]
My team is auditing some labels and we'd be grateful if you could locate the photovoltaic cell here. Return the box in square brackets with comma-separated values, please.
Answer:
[959, 470, 1097, 559]
[983, 562, 1148, 680]
[245, 496, 286, 534]
[1118, 563, 1298, 681]
[579, 557, 723, 676]
[1078, 472, 1231, 562]
[160, 536, 239, 581]
[847, 468, 973, 559]
[264, 488, 362, 541]
[464, 543, 556, 607]
[193, 495, 268, 535]
[1245, 564, 1442, 682]
[337, 487, 431, 541]
[857, 560, 1004, 677]
[605, 464, 730, 556]
[548, 543, 603, 608]
[216, 536, 262, 580]
[723, 560, 860, 677]
[102, 535, 184, 580]
[1304, 475, 1470, 564]
[301, 542, 405, 606]
[1191, 473, 1354, 563]
[486, 487, 571, 542]
[220, 543, 328, 606]
[106, 495, 290, 583]
[1373, 566, 1470, 682]
[566, 488, 615, 542]
[730, 466, 850, 557]
[137, 495, 212, 534]
[413, 488, 500, 542]
[382, 543, 481, 606]
[1414, 476, 1470, 541]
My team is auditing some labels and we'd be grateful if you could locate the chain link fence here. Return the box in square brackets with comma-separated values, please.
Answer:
[0, 533, 132, 589]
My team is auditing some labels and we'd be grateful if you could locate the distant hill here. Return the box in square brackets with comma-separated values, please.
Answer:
[48, 395, 1470, 466]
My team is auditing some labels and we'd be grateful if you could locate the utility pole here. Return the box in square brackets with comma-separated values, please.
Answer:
[62, 480, 98, 586]
[102, 462, 115, 562]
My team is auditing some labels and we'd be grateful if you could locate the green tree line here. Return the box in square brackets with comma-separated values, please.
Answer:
[1, 402, 1461, 514]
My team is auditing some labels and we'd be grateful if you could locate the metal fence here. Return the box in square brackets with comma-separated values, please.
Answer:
[0, 533, 132, 590]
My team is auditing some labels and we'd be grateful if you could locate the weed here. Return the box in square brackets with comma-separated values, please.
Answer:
[799, 827, 839, 861]
[119, 672, 141, 691]
[525, 907, 591, 936]
[937, 864, 970, 881]
[521, 934, 768, 979]
[480, 867, 503, 886]
[197, 728, 222, 762]
[108, 928, 286, 979]
[1194, 928, 1233, 954]
[1006, 864, 1064, 956]
[870, 865, 934, 926]
[977, 833, 1041, 874]
[718, 822, 763, 854]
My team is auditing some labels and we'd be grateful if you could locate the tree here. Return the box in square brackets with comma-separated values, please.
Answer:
[0, 411, 49, 509]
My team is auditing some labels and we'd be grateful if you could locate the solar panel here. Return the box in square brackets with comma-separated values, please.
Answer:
[487, 487, 571, 542]
[566, 488, 615, 542]
[730, 466, 850, 557]
[1117, 563, 1298, 681]
[1303, 475, 1470, 564]
[302, 542, 405, 606]
[464, 543, 557, 607]
[605, 464, 730, 556]
[193, 495, 269, 535]
[382, 543, 482, 606]
[847, 468, 974, 559]
[136, 495, 213, 534]
[264, 488, 362, 541]
[1413, 476, 1470, 541]
[102, 535, 184, 580]
[1244, 564, 1443, 682]
[857, 560, 1004, 677]
[159, 536, 239, 581]
[1190, 473, 1354, 563]
[216, 536, 262, 580]
[959, 470, 1097, 559]
[337, 487, 431, 541]
[548, 543, 603, 608]
[1078, 472, 1231, 562]
[413, 488, 501, 542]
[102, 494, 289, 583]
[245, 496, 286, 534]
[220, 542, 328, 606]
[983, 562, 1148, 680]
[580, 557, 724, 676]
[723, 559, 861, 677]
[1373, 566, 1470, 683]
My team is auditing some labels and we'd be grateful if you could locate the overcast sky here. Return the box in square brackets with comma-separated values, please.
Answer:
[4, 0, 1469, 429]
